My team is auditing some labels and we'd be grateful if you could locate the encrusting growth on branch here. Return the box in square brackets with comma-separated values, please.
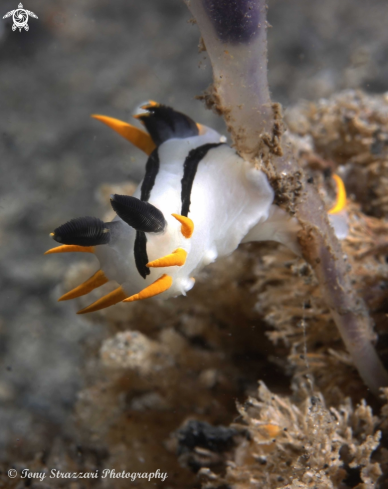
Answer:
[185, 0, 388, 393]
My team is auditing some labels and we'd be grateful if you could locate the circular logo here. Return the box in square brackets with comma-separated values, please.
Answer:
[3, 3, 38, 33]
[12, 9, 28, 30]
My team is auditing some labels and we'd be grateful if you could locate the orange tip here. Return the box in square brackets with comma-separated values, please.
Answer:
[58, 270, 109, 302]
[133, 113, 148, 121]
[329, 174, 347, 214]
[196, 123, 206, 135]
[140, 100, 159, 110]
[123, 274, 173, 303]
[147, 248, 187, 268]
[77, 286, 128, 314]
[171, 214, 194, 239]
[91, 114, 156, 155]
[44, 245, 95, 255]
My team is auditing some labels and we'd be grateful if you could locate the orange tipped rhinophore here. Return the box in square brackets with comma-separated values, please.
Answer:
[91, 114, 156, 155]
[171, 214, 194, 238]
[58, 270, 109, 302]
[123, 274, 173, 303]
[147, 248, 187, 268]
[77, 286, 128, 314]
[329, 174, 347, 214]
[140, 100, 159, 109]
[44, 245, 95, 255]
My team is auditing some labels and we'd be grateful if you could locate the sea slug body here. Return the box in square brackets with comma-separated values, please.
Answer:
[46, 103, 346, 314]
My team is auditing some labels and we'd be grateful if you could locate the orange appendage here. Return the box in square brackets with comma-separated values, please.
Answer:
[147, 248, 187, 268]
[58, 269, 109, 302]
[91, 114, 156, 155]
[123, 274, 173, 303]
[171, 214, 194, 238]
[77, 286, 128, 314]
[329, 174, 347, 214]
[44, 245, 95, 255]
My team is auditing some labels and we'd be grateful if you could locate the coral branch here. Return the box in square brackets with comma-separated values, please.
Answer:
[185, 0, 388, 393]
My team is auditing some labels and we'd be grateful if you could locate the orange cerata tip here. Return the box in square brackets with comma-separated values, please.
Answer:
[329, 174, 347, 214]
[171, 214, 194, 238]
[58, 269, 109, 302]
[147, 248, 187, 268]
[77, 286, 128, 314]
[123, 274, 173, 303]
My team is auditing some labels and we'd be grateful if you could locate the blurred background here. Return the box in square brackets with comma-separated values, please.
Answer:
[0, 0, 387, 470]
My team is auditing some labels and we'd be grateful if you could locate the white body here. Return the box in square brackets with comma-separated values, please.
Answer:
[94, 128, 299, 300]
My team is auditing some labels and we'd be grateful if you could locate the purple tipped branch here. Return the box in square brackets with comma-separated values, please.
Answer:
[186, 0, 273, 158]
[185, 0, 388, 394]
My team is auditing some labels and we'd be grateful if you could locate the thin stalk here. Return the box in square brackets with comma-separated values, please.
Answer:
[185, 0, 388, 394]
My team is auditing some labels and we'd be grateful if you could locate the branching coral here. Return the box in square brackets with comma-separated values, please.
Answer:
[184, 0, 388, 394]
[198, 382, 382, 489]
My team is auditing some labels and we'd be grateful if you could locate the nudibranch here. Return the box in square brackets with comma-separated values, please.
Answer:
[46, 103, 347, 314]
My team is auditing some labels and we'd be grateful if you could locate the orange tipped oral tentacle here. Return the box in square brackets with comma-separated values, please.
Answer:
[58, 270, 109, 302]
[77, 286, 128, 315]
[147, 248, 187, 268]
[123, 274, 173, 303]
[44, 245, 95, 255]
[91, 114, 156, 155]
[171, 214, 194, 238]
[329, 174, 347, 214]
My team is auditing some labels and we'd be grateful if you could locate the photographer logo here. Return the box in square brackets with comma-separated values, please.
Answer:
[2, 3, 38, 32]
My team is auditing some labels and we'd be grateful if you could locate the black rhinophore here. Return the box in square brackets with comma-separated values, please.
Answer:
[203, 0, 261, 44]
[138, 105, 199, 146]
[52, 216, 111, 246]
[110, 194, 166, 233]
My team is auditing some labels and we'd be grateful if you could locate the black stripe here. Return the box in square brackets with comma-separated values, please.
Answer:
[134, 231, 150, 279]
[181, 143, 224, 217]
[140, 149, 160, 201]
[134, 149, 160, 278]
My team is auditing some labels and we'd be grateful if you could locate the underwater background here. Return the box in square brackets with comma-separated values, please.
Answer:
[1, 0, 388, 487]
